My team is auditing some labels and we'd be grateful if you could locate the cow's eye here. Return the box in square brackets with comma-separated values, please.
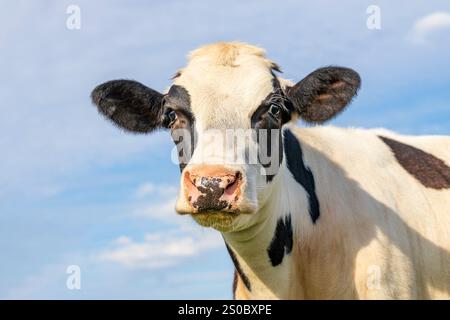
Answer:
[269, 104, 281, 118]
[162, 108, 178, 128]
[168, 110, 177, 123]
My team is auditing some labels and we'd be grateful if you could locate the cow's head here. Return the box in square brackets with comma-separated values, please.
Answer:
[91, 42, 360, 232]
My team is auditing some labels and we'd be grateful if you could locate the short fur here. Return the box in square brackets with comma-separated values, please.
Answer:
[91, 79, 163, 133]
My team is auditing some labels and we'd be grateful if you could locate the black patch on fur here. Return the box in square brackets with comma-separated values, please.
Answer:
[165, 85, 192, 112]
[283, 129, 320, 223]
[91, 79, 164, 133]
[266, 172, 276, 183]
[232, 271, 238, 299]
[178, 161, 187, 173]
[379, 136, 450, 189]
[267, 214, 293, 266]
[225, 244, 251, 291]
[164, 85, 195, 172]
[271, 63, 283, 74]
[286, 66, 360, 123]
[250, 77, 290, 183]
[171, 71, 182, 79]
[271, 76, 281, 90]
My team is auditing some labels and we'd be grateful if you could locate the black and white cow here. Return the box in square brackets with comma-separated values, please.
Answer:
[91, 42, 450, 299]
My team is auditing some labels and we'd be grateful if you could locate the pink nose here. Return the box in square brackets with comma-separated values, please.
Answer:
[183, 165, 242, 212]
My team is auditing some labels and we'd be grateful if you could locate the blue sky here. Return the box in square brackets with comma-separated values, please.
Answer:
[1, 1, 449, 299]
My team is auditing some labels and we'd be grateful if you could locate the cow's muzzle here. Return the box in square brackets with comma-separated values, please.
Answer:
[183, 165, 243, 213]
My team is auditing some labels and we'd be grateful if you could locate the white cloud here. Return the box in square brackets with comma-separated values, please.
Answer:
[135, 182, 178, 199]
[135, 183, 156, 198]
[98, 185, 223, 270]
[96, 228, 223, 269]
[4, 263, 64, 299]
[131, 182, 180, 221]
[132, 198, 178, 221]
[409, 11, 450, 43]
[113, 236, 133, 246]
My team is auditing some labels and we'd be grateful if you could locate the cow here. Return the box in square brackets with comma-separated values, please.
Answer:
[91, 42, 450, 299]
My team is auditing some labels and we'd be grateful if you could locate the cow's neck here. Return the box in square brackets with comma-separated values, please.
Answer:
[222, 163, 310, 299]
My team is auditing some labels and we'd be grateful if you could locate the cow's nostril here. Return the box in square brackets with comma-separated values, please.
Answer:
[223, 171, 238, 188]
[224, 171, 241, 196]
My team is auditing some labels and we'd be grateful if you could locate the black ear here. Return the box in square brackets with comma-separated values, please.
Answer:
[286, 67, 361, 123]
[91, 79, 164, 133]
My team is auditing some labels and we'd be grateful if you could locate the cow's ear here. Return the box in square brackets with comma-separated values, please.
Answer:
[286, 67, 360, 123]
[91, 79, 164, 133]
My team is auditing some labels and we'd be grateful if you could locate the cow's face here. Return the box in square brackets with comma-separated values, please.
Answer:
[91, 42, 360, 232]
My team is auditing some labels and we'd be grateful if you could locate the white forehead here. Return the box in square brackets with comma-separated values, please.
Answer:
[172, 42, 278, 130]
